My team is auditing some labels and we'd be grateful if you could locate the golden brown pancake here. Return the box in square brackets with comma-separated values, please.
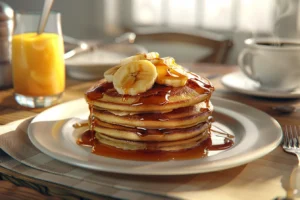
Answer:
[93, 101, 213, 129]
[85, 72, 214, 113]
[93, 118, 210, 142]
[95, 129, 210, 151]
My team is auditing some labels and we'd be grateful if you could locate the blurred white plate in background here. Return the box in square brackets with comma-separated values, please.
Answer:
[65, 43, 147, 80]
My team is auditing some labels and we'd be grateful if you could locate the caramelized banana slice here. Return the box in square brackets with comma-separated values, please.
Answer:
[113, 60, 157, 95]
[156, 57, 188, 87]
[104, 65, 120, 82]
[120, 52, 160, 65]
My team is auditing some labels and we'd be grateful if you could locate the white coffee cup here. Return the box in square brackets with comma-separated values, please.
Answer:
[238, 37, 300, 91]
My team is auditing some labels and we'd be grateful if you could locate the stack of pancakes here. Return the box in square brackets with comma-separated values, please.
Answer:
[85, 72, 215, 152]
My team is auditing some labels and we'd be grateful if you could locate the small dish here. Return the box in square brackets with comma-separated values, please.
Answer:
[221, 71, 300, 99]
[65, 43, 147, 80]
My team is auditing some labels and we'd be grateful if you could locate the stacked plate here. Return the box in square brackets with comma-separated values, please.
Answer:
[65, 43, 147, 80]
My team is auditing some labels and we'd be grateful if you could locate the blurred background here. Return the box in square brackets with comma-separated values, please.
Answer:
[3, 0, 299, 64]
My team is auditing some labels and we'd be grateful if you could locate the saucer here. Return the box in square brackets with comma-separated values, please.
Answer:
[65, 43, 147, 80]
[221, 71, 300, 99]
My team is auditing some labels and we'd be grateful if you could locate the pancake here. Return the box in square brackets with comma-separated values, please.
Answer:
[93, 118, 211, 142]
[85, 72, 214, 113]
[95, 129, 210, 151]
[92, 101, 213, 129]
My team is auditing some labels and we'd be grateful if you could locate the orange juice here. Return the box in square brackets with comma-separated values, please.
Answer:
[12, 32, 65, 96]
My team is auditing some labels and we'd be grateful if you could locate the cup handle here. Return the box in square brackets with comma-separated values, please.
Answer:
[238, 48, 259, 82]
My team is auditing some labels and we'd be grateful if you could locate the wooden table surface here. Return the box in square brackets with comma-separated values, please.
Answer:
[0, 63, 300, 200]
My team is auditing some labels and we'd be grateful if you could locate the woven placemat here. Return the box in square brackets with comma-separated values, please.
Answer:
[0, 118, 185, 200]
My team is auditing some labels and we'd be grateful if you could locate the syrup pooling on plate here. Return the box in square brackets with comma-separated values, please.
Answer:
[78, 52, 233, 160]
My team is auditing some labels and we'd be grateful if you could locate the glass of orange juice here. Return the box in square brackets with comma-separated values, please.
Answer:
[12, 12, 65, 108]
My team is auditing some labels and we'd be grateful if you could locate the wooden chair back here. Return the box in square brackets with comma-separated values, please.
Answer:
[127, 27, 233, 64]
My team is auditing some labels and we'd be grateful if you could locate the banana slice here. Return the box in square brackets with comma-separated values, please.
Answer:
[120, 52, 160, 65]
[164, 65, 188, 87]
[156, 57, 188, 87]
[146, 52, 160, 59]
[104, 65, 120, 82]
[162, 57, 176, 66]
[113, 60, 157, 95]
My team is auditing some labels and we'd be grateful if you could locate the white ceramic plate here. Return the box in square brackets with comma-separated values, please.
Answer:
[28, 97, 282, 175]
[65, 44, 147, 80]
[221, 71, 300, 99]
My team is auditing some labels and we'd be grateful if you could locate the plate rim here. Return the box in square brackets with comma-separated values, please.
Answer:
[27, 97, 282, 175]
[221, 71, 300, 99]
